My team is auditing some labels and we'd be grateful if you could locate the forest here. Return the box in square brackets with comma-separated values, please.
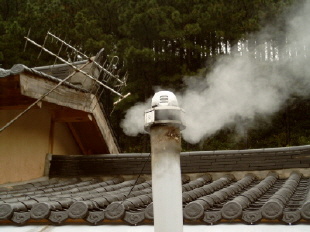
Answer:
[0, 0, 309, 152]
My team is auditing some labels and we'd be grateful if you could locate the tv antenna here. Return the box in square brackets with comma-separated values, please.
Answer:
[24, 31, 130, 105]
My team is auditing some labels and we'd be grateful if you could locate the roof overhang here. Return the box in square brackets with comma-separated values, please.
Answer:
[0, 67, 119, 154]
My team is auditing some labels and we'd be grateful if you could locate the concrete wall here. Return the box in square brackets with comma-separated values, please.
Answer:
[0, 108, 81, 184]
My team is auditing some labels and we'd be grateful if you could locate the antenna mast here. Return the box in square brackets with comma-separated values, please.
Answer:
[25, 31, 130, 105]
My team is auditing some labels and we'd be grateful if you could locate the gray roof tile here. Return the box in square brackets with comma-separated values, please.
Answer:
[1, 149, 310, 226]
[4, 172, 308, 225]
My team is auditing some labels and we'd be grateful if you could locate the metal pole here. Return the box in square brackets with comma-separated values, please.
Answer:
[145, 91, 185, 232]
[150, 125, 183, 232]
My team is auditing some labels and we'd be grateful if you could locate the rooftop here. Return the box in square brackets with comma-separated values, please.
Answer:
[1, 145, 310, 226]
[0, 171, 309, 226]
[1, 63, 309, 229]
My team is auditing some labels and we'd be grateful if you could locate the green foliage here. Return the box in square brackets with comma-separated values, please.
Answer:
[0, 0, 307, 152]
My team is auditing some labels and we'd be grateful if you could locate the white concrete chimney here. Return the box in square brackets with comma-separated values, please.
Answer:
[145, 91, 185, 232]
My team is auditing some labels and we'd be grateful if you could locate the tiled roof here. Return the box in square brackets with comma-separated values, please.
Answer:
[0, 63, 87, 92]
[0, 172, 309, 225]
[33, 60, 86, 80]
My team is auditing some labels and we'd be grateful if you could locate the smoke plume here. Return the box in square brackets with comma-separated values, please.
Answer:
[121, 98, 151, 136]
[121, 1, 310, 144]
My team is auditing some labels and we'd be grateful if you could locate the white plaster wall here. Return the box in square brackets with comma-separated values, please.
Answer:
[0, 108, 81, 184]
[0, 109, 51, 184]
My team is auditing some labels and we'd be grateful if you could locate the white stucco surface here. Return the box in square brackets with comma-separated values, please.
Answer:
[0, 224, 308, 232]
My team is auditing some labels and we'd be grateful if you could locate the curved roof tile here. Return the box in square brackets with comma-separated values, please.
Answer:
[0, 172, 309, 225]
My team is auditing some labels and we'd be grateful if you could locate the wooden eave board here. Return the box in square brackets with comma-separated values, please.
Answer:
[91, 103, 120, 154]
[19, 73, 94, 112]
[18, 72, 119, 154]
[68, 121, 110, 154]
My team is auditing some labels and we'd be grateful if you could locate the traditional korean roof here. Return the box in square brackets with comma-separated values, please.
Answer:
[1, 145, 310, 226]
[0, 171, 309, 225]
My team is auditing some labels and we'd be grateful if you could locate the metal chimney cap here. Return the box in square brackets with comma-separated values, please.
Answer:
[145, 91, 185, 132]
[151, 91, 178, 108]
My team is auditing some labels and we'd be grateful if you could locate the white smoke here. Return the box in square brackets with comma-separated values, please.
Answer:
[120, 99, 151, 136]
[121, 1, 310, 143]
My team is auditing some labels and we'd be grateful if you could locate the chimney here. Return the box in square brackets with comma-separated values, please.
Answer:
[145, 91, 185, 232]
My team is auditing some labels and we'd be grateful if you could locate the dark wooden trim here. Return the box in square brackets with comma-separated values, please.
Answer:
[68, 122, 89, 155]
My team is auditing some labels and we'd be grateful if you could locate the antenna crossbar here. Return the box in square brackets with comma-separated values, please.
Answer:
[47, 32, 124, 84]
[24, 36, 124, 98]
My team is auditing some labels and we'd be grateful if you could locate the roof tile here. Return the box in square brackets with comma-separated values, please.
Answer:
[0, 172, 309, 225]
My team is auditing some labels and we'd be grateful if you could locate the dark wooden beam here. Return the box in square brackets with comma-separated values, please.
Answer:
[68, 122, 89, 155]
[53, 109, 92, 123]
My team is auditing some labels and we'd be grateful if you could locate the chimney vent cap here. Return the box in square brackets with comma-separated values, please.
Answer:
[145, 91, 185, 132]
[151, 91, 178, 107]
